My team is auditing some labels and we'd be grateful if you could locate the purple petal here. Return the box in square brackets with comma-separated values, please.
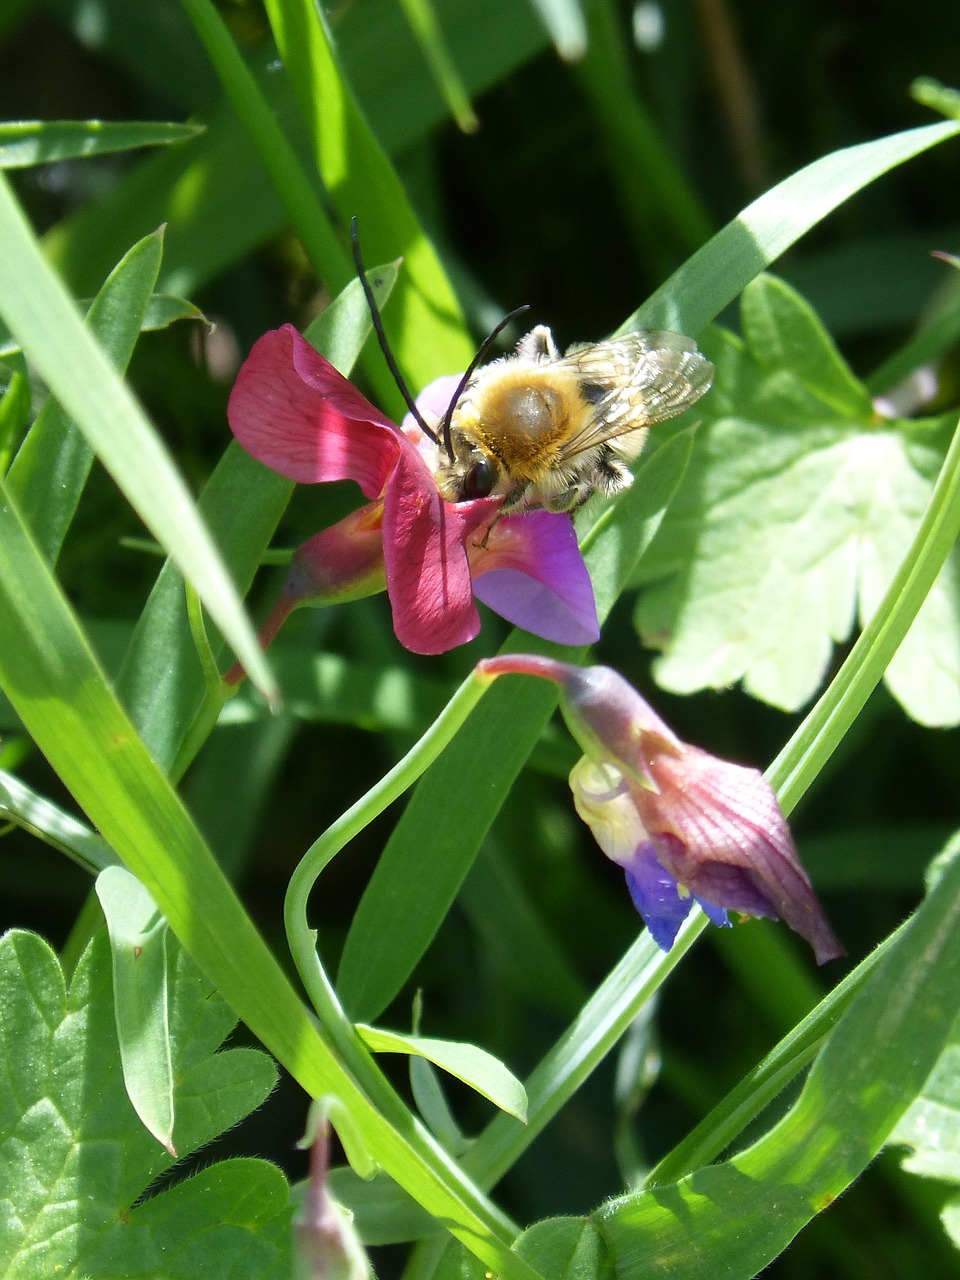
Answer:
[624, 845, 695, 952]
[405, 374, 464, 428]
[471, 510, 599, 645]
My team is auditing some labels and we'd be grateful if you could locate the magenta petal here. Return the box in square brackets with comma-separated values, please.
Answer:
[472, 511, 599, 645]
[381, 447, 499, 654]
[289, 504, 387, 604]
[228, 325, 400, 495]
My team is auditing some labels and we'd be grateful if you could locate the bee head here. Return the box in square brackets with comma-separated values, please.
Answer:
[435, 429, 501, 503]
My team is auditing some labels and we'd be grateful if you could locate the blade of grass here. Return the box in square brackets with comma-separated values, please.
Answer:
[0, 120, 204, 168]
[0, 171, 276, 703]
[261, 0, 475, 398]
[8, 228, 164, 565]
[395, 0, 478, 132]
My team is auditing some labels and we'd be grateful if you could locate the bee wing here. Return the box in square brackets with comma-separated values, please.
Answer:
[557, 330, 713, 461]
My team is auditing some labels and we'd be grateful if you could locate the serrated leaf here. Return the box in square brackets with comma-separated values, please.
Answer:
[0, 928, 285, 1278]
[634, 275, 960, 724]
[740, 273, 873, 417]
[890, 1029, 960, 1246]
[96, 867, 176, 1156]
[357, 1025, 528, 1123]
[0, 119, 203, 168]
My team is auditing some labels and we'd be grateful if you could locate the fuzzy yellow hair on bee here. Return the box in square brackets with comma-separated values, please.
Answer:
[433, 325, 714, 514]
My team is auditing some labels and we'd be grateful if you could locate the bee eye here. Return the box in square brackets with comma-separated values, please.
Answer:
[461, 457, 497, 500]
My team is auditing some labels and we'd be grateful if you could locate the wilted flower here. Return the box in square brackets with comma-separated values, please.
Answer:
[227, 325, 599, 656]
[478, 655, 844, 963]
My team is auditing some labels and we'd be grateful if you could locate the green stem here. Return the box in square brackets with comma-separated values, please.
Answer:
[283, 669, 524, 1230]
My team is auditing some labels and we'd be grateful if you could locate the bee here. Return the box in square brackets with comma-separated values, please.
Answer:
[431, 325, 714, 514]
[349, 218, 712, 516]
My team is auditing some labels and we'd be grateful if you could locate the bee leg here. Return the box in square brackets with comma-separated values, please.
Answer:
[473, 482, 531, 548]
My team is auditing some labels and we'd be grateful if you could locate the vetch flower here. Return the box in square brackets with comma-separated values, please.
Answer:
[478, 655, 844, 963]
[227, 325, 599, 655]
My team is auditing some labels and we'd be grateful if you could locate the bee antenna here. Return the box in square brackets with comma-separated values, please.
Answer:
[350, 217, 438, 443]
[440, 303, 531, 458]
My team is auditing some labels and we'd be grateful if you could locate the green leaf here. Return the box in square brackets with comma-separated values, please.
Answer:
[912, 76, 960, 121]
[594, 838, 960, 1278]
[740, 272, 872, 417]
[357, 1025, 528, 1123]
[139, 292, 205, 330]
[0, 291, 204, 358]
[0, 365, 29, 469]
[410, 1055, 470, 1156]
[0, 118, 204, 168]
[260, 0, 475, 398]
[7, 228, 163, 565]
[634, 276, 960, 723]
[96, 867, 177, 1156]
[888, 836, 960, 1249]
[890, 1017, 960, 1248]
[0, 173, 276, 701]
[0, 928, 286, 1278]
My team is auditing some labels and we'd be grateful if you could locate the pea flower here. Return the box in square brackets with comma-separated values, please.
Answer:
[478, 655, 844, 964]
[227, 325, 599, 655]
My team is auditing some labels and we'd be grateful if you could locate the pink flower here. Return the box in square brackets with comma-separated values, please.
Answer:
[227, 325, 599, 655]
[478, 656, 844, 964]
